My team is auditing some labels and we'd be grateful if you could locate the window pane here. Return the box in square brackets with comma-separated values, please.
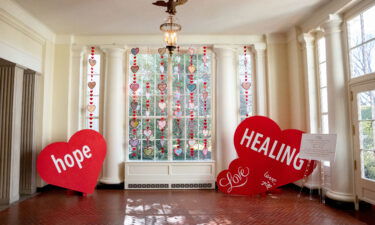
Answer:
[359, 121, 374, 150]
[319, 62, 327, 88]
[363, 6, 375, 42]
[357, 90, 375, 120]
[362, 150, 375, 181]
[320, 87, 328, 113]
[318, 38, 326, 63]
[322, 114, 329, 134]
[350, 46, 367, 78]
[348, 15, 362, 48]
[239, 49, 253, 118]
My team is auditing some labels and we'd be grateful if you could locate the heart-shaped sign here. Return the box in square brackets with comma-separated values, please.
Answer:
[188, 65, 196, 74]
[174, 148, 183, 156]
[242, 82, 251, 90]
[158, 119, 167, 130]
[217, 116, 315, 195]
[187, 83, 197, 92]
[129, 138, 139, 147]
[143, 128, 152, 137]
[88, 82, 96, 89]
[158, 82, 167, 92]
[87, 105, 96, 113]
[130, 119, 140, 128]
[158, 48, 166, 56]
[131, 48, 139, 55]
[131, 65, 139, 73]
[36, 130, 106, 194]
[89, 59, 96, 67]
[130, 83, 140, 92]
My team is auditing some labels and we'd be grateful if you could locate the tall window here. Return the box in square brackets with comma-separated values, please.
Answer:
[85, 53, 101, 131]
[317, 38, 329, 134]
[127, 48, 213, 161]
[347, 5, 375, 78]
[239, 47, 253, 122]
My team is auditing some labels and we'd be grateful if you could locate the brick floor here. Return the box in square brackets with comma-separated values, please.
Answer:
[0, 186, 374, 225]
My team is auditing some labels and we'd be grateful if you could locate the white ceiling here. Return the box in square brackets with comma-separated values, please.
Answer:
[14, 0, 331, 35]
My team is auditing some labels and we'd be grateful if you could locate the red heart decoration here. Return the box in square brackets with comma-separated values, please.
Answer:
[217, 116, 315, 195]
[241, 82, 251, 90]
[37, 130, 106, 194]
[130, 83, 140, 92]
[131, 65, 139, 73]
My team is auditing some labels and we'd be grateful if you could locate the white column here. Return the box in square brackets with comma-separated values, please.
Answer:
[323, 15, 354, 202]
[298, 33, 321, 189]
[67, 45, 85, 137]
[100, 46, 125, 184]
[213, 45, 238, 175]
[253, 43, 268, 116]
[299, 33, 319, 134]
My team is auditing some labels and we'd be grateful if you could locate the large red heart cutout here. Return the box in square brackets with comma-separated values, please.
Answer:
[217, 116, 315, 195]
[37, 129, 106, 194]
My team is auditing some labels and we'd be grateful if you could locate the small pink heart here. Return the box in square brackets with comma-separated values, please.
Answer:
[89, 59, 96, 67]
[202, 148, 208, 156]
[130, 101, 138, 110]
[174, 148, 183, 156]
[188, 139, 196, 147]
[203, 56, 207, 64]
[158, 101, 167, 110]
[242, 82, 251, 90]
[131, 48, 140, 55]
[130, 119, 139, 128]
[188, 65, 196, 74]
[130, 83, 140, 92]
[203, 129, 209, 137]
[174, 110, 182, 117]
[131, 65, 139, 73]
[188, 48, 194, 55]
[87, 105, 96, 113]
[202, 91, 209, 100]
[143, 129, 152, 137]
[158, 120, 167, 130]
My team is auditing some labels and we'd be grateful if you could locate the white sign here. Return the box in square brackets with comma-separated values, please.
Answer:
[299, 134, 337, 161]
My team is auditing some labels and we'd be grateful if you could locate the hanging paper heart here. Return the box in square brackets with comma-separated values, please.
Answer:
[174, 91, 181, 100]
[87, 105, 96, 113]
[88, 82, 96, 89]
[143, 128, 152, 137]
[158, 101, 167, 111]
[203, 56, 208, 64]
[244, 59, 248, 66]
[144, 146, 154, 156]
[131, 48, 139, 55]
[158, 82, 167, 92]
[130, 83, 140, 92]
[129, 138, 139, 147]
[160, 139, 166, 147]
[187, 83, 197, 92]
[174, 110, 182, 117]
[160, 65, 165, 73]
[130, 119, 140, 128]
[202, 147, 208, 156]
[202, 91, 209, 100]
[188, 47, 194, 55]
[242, 82, 251, 90]
[174, 148, 183, 156]
[188, 139, 196, 147]
[89, 58, 96, 67]
[189, 102, 195, 109]
[158, 48, 166, 56]
[130, 101, 138, 111]
[145, 111, 150, 117]
[158, 120, 167, 130]
[146, 92, 151, 99]
[188, 65, 196, 74]
[203, 129, 209, 137]
[131, 65, 139, 73]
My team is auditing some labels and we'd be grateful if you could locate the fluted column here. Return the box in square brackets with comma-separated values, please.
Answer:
[253, 43, 268, 116]
[323, 15, 354, 202]
[213, 45, 238, 175]
[67, 45, 86, 137]
[100, 45, 125, 184]
[298, 33, 321, 188]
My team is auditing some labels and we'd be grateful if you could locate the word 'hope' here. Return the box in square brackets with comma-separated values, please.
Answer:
[51, 145, 92, 173]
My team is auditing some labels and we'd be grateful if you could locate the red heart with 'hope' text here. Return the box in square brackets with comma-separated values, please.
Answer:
[217, 116, 315, 195]
[37, 129, 106, 194]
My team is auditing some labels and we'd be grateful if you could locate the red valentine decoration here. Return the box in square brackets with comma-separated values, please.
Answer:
[87, 46, 96, 129]
[37, 129, 106, 194]
[217, 116, 315, 195]
[130, 48, 139, 157]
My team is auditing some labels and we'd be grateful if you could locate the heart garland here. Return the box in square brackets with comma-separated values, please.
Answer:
[202, 46, 209, 158]
[158, 52, 167, 155]
[130, 48, 140, 158]
[174, 47, 183, 157]
[188, 48, 196, 157]
[242, 46, 251, 117]
[87, 46, 97, 129]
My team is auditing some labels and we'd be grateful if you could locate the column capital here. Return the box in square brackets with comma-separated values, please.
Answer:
[100, 45, 126, 55]
[71, 45, 86, 58]
[298, 33, 315, 48]
[252, 43, 267, 53]
[322, 14, 343, 35]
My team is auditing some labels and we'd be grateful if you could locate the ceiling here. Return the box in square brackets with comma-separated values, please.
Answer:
[14, 0, 331, 35]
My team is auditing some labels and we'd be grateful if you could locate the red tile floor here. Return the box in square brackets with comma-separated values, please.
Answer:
[0, 185, 374, 225]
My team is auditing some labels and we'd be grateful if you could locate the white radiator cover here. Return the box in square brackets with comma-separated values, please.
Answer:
[124, 161, 216, 189]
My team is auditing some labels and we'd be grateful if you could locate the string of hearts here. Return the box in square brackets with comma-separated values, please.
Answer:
[173, 47, 183, 157]
[188, 47, 196, 157]
[202, 46, 209, 157]
[242, 46, 251, 117]
[130, 47, 140, 157]
[87, 46, 97, 129]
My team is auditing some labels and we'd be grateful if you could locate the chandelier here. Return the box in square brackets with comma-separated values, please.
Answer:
[153, 0, 188, 56]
